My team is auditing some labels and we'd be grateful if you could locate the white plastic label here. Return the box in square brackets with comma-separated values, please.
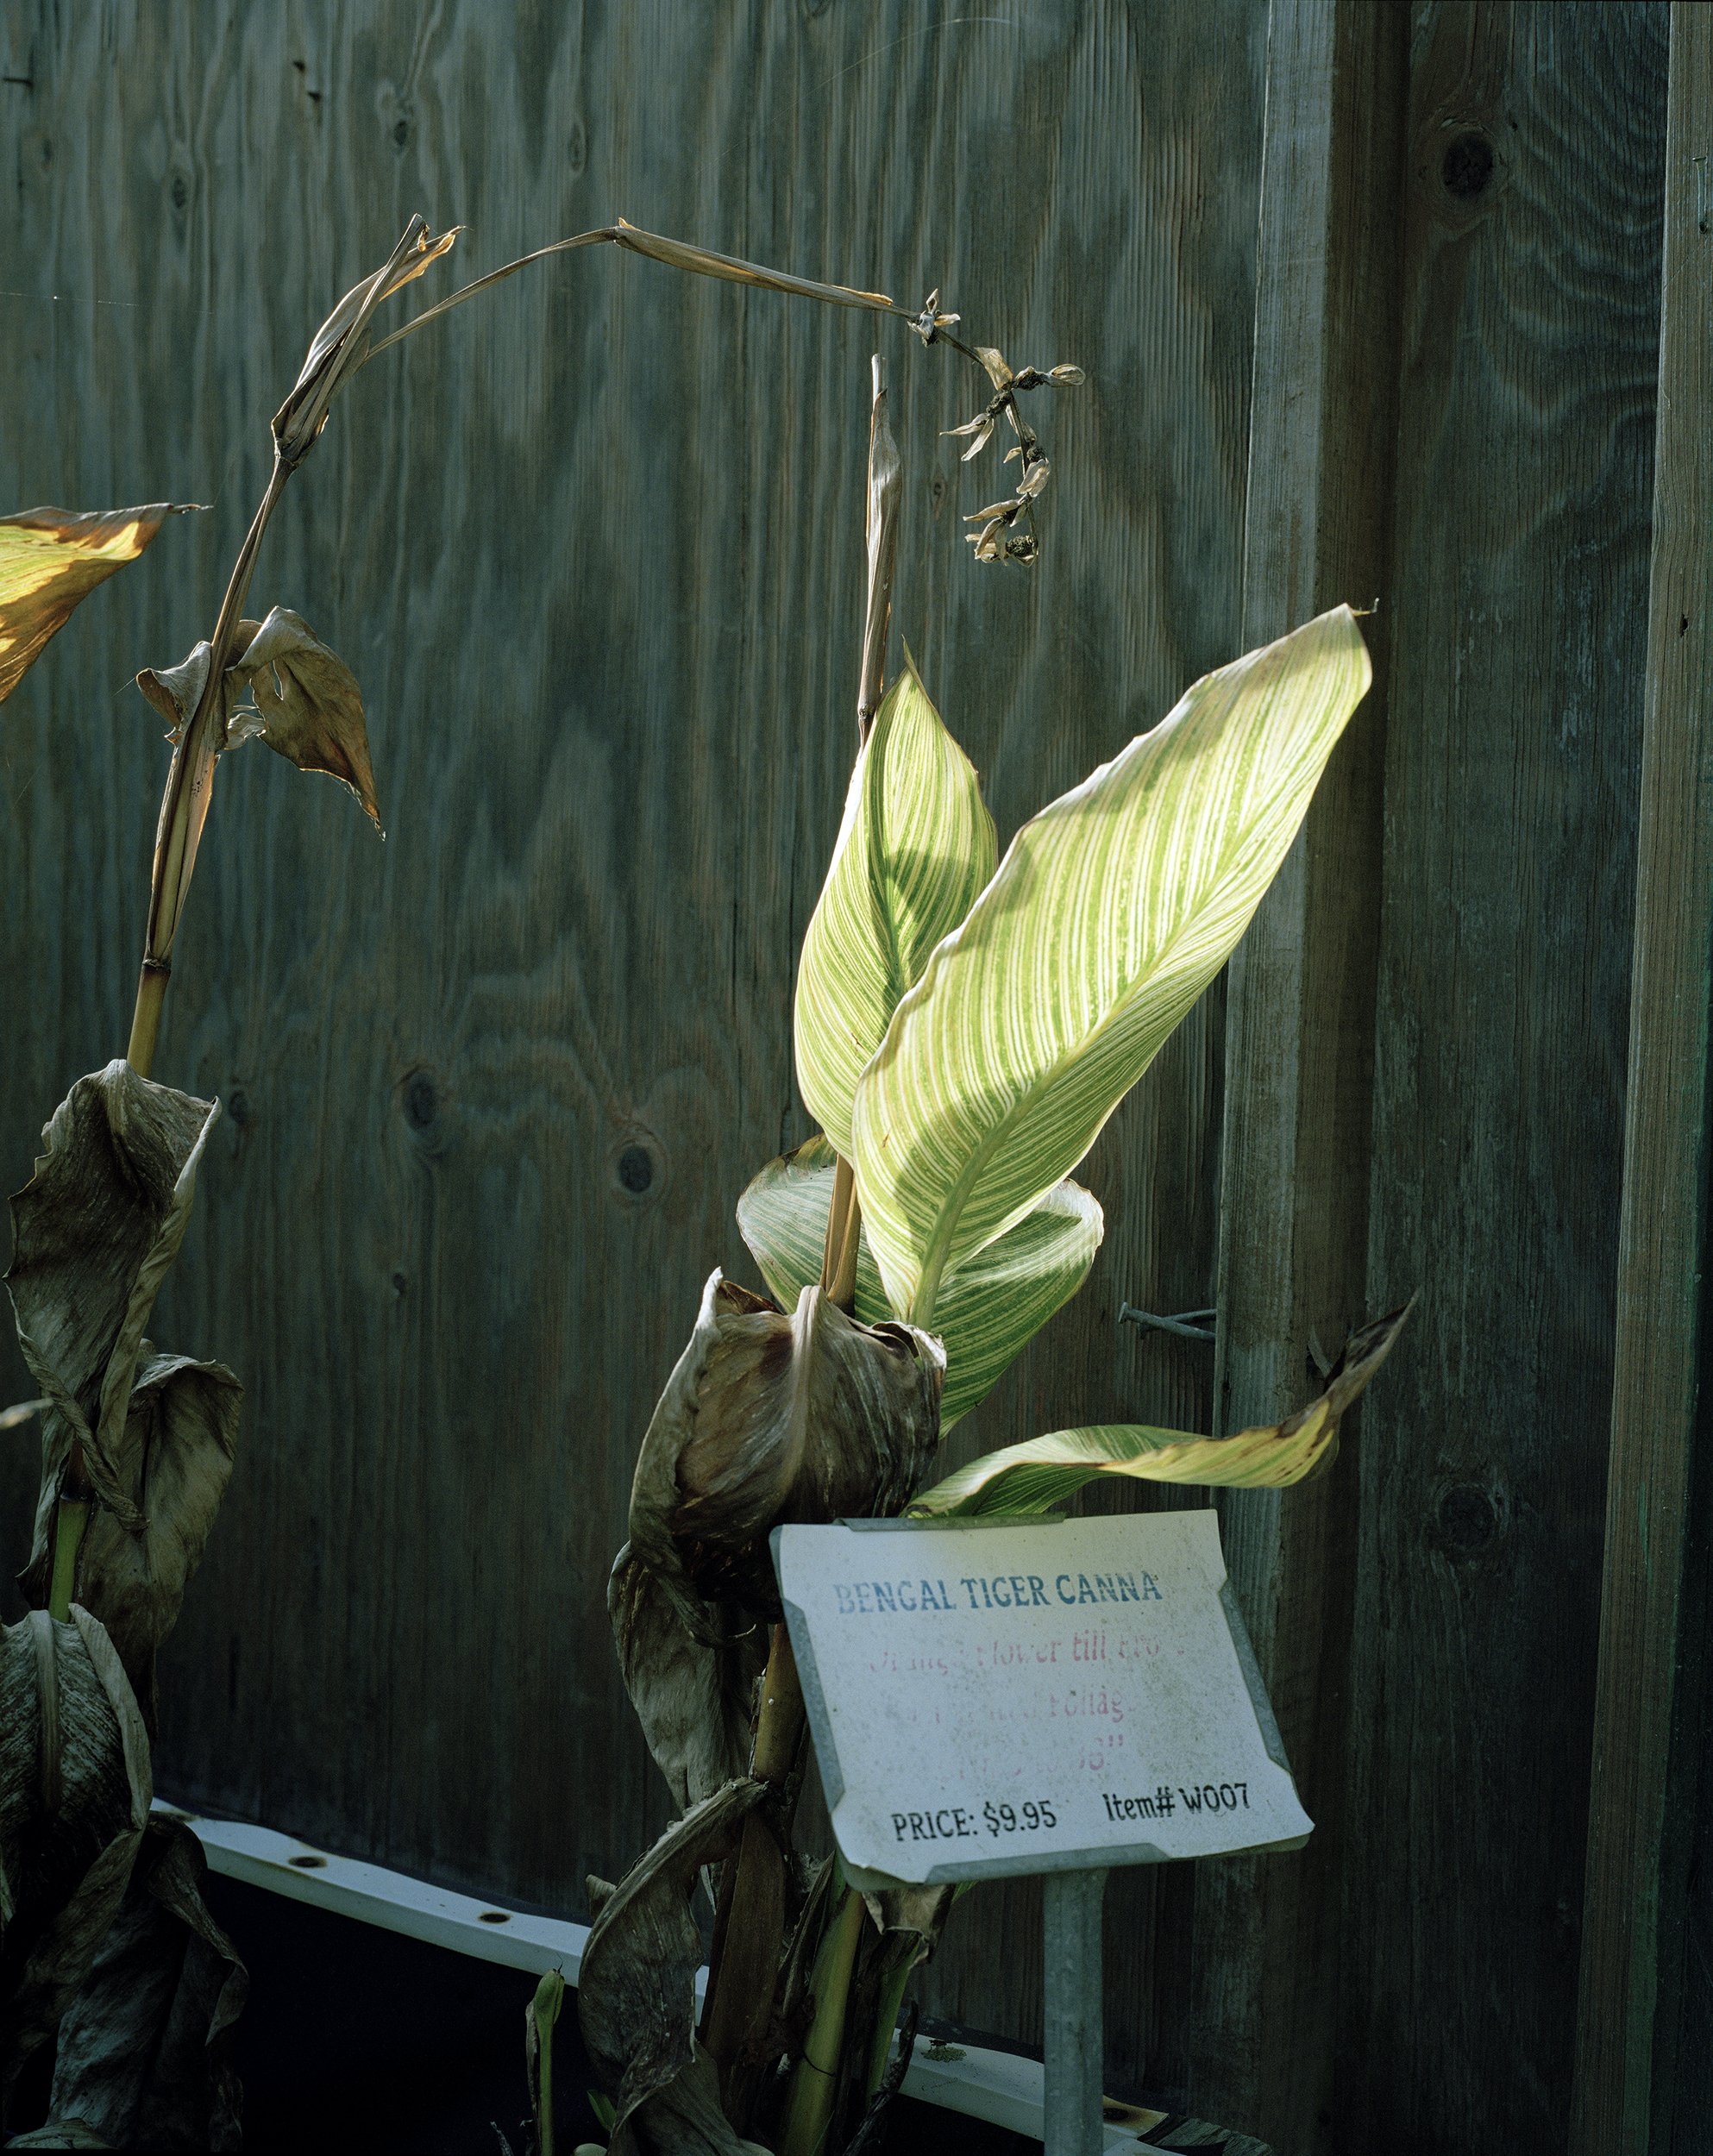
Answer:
[774, 1509, 1311, 1889]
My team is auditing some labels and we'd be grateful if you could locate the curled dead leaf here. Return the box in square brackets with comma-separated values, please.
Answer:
[44, 1817, 247, 2153]
[608, 1545, 766, 1814]
[137, 609, 380, 834]
[0, 1606, 151, 2116]
[273, 216, 460, 468]
[9, 1063, 241, 1720]
[236, 606, 381, 830]
[577, 1778, 771, 2156]
[628, 1272, 944, 1623]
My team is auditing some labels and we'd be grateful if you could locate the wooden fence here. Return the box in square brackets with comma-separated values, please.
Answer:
[0, 3, 1703, 2151]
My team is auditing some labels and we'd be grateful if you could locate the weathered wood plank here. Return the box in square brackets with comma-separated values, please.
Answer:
[1570, 9, 1713, 2147]
[0, 0, 1263, 2084]
[1197, 1, 1409, 2146]
[1348, 4, 1666, 2147]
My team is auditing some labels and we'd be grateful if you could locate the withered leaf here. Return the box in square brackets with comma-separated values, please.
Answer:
[974, 346, 1013, 391]
[235, 605, 381, 830]
[577, 1777, 771, 2156]
[136, 606, 380, 833]
[46, 1817, 247, 2153]
[4, 2121, 113, 2146]
[628, 1272, 944, 1622]
[8, 1062, 217, 1427]
[0, 1606, 151, 2114]
[23, 1352, 242, 1730]
[9, 1063, 241, 1719]
[608, 1545, 765, 1815]
[273, 216, 460, 468]
[134, 644, 213, 749]
[0, 505, 198, 706]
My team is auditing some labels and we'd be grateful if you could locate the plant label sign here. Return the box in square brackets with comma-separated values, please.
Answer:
[773, 1510, 1311, 1890]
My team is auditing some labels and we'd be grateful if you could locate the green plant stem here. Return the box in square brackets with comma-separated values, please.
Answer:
[778, 1885, 869, 2156]
[46, 1485, 88, 1623]
[863, 1946, 916, 2099]
[529, 1968, 564, 2156]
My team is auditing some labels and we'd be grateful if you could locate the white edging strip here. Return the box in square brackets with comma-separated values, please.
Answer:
[154, 1800, 593, 1988]
[157, 1799, 1162, 2148]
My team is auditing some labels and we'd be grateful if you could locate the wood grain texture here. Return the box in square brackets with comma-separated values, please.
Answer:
[1197, 3, 1408, 2147]
[0, 0, 1262, 2086]
[1570, 10, 1713, 2148]
[1349, 5, 1666, 2149]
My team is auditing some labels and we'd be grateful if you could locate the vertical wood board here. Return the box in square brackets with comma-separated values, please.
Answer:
[1571, 9, 1713, 2147]
[1349, 4, 1666, 2148]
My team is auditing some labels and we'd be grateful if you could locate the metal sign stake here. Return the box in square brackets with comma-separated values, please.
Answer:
[1043, 1867, 1108, 2156]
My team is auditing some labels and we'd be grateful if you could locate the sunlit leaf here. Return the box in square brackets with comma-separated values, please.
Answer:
[136, 605, 380, 849]
[736, 1137, 1101, 1428]
[851, 607, 1373, 1323]
[795, 662, 995, 1159]
[235, 606, 381, 830]
[0, 505, 194, 705]
[908, 1303, 1411, 1518]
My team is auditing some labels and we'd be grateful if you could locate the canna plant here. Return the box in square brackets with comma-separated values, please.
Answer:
[579, 369, 1407, 2156]
[0, 219, 1084, 2150]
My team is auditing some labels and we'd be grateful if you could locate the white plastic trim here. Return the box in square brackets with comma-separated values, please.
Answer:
[157, 1797, 1164, 2148]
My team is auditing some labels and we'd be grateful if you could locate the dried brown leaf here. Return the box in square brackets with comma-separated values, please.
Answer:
[135, 645, 213, 749]
[608, 1545, 766, 1814]
[0, 505, 198, 705]
[24, 1354, 242, 1730]
[628, 1271, 944, 1622]
[0, 1606, 151, 2112]
[612, 221, 891, 314]
[233, 606, 381, 831]
[577, 1778, 771, 2156]
[136, 605, 377, 844]
[45, 1817, 247, 2152]
[273, 217, 461, 467]
[8, 1062, 216, 1429]
[974, 347, 1013, 390]
[9, 1063, 240, 1718]
[4, 2120, 114, 2146]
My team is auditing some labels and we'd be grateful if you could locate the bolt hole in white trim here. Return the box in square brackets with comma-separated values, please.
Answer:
[154, 1798, 1175, 2148]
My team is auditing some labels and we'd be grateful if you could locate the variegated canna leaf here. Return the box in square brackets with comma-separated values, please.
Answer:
[736, 1136, 1101, 1428]
[908, 1302, 1410, 1518]
[795, 661, 995, 1159]
[0, 505, 195, 704]
[851, 607, 1372, 1323]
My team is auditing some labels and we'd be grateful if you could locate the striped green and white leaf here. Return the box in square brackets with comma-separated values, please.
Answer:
[851, 607, 1372, 1324]
[795, 660, 995, 1159]
[909, 1302, 1410, 1518]
[735, 1135, 1101, 1429]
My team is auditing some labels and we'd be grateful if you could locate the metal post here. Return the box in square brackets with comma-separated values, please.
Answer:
[1042, 1867, 1107, 2156]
